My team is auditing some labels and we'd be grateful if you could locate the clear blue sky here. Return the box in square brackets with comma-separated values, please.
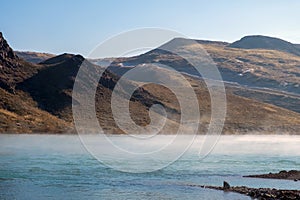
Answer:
[1, 0, 300, 56]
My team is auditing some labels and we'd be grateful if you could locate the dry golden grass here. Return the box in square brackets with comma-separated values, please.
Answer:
[199, 43, 300, 84]
[0, 88, 72, 133]
[1, 35, 300, 134]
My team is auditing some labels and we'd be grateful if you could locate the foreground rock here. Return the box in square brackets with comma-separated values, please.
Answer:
[188, 182, 300, 200]
[244, 170, 300, 181]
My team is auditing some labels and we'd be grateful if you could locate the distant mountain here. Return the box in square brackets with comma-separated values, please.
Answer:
[0, 32, 300, 134]
[228, 35, 300, 56]
[96, 36, 300, 114]
[16, 51, 55, 63]
[20, 51, 300, 134]
[107, 36, 300, 95]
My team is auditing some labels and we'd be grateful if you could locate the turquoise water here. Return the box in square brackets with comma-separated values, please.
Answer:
[0, 135, 299, 199]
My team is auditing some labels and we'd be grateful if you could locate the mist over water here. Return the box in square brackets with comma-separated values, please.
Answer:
[0, 134, 299, 199]
[201, 135, 300, 155]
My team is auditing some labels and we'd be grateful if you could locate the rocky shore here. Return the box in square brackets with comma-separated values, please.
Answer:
[244, 170, 300, 181]
[188, 182, 300, 200]
[187, 171, 300, 200]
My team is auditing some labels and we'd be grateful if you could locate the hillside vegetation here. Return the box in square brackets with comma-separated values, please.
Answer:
[1, 32, 299, 134]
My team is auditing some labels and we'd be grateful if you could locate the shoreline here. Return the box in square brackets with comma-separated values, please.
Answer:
[244, 170, 300, 181]
[192, 184, 300, 200]
[189, 170, 300, 199]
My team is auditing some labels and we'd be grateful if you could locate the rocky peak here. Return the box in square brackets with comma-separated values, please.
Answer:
[0, 32, 18, 61]
[0, 32, 38, 93]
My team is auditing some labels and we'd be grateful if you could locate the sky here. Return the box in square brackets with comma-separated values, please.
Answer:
[1, 0, 300, 57]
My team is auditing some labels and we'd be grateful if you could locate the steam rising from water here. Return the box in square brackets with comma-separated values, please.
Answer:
[1, 134, 299, 199]
[1, 135, 299, 156]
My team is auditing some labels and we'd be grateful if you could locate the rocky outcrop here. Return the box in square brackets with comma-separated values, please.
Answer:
[244, 170, 300, 181]
[205, 185, 300, 200]
[188, 183, 300, 200]
[0, 32, 19, 91]
[0, 32, 41, 93]
[0, 32, 18, 60]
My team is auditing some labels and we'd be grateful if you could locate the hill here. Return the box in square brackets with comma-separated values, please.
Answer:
[16, 51, 55, 63]
[228, 35, 300, 56]
[0, 32, 72, 133]
[0, 32, 300, 134]
[106, 36, 300, 95]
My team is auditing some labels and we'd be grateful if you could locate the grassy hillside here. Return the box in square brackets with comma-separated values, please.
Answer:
[228, 35, 300, 56]
[0, 88, 72, 133]
[107, 37, 300, 94]
[16, 51, 55, 63]
[0, 32, 300, 134]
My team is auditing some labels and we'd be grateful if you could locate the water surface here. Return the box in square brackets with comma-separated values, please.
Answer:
[0, 135, 299, 199]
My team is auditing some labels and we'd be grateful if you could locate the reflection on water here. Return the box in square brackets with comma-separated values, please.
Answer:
[0, 135, 299, 200]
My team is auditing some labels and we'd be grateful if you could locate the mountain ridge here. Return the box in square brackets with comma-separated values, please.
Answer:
[16, 51, 55, 64]
[106, 35, 300, 95]
[0, 32, 300, 134]
[228, 35, 300, 56]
